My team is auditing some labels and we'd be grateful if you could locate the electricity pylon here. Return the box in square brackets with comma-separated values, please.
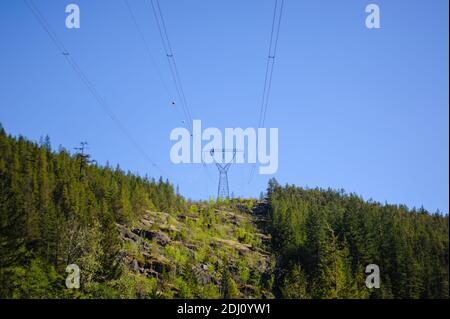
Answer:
[74, 142, 90, 181]
[209, 148, 237, 200]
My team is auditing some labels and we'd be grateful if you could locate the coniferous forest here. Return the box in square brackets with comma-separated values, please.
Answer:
[0, 125, 448, 299]
[266, 179, 449, 299]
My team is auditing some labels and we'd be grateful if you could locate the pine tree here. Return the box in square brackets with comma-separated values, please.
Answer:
[220, 260, 239, 299]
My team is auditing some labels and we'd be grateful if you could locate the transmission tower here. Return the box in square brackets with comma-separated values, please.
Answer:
[209, 148, 237, 200]
[74, 142, 90, 181]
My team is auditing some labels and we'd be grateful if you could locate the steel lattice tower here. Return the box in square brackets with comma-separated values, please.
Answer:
[209, 148, 236, 200]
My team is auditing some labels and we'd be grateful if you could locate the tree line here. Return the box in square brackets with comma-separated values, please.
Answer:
[1, 123, 448, 299]
[0, 125, 184, 298]
[266, 178, 449, 299]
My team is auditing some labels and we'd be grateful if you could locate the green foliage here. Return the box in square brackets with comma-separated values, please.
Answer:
[267, 178, 449, 299]
[86, 271, 158, 299]
[1, 127, 447, 300]
[220, 260, 239, 299]
[0, 128, 184, 298]
[9, 258, 63, 299]
[164, 245, 189, 266]
[280, 265, 309, 299]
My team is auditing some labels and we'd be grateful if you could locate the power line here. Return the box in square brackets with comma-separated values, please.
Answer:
[123, 0, 189, 132]
[257, 0, 285, 129]
[123, 0, 172, 103]
[249, 0, 285, 184]
[24, 0, 168, 178]
[123, 0, 191, 133]
[149, 0, 194, 133]
[258, 0, 285, 129]
[148, 0, 214, 184]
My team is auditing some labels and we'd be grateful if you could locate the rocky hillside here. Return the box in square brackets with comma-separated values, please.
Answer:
[116, 200, 275, 298]
[0, 127, 276, 299]
[1, 128, 447, 299]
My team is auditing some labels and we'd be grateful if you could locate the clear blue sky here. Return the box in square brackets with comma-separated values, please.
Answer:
[0, 0, 448, 213]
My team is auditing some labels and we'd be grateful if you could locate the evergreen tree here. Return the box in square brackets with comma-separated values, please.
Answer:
[220, 260, 239, 299]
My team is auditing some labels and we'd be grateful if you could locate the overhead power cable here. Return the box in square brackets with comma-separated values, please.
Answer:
[249, 0, 285, 184]
[123, 0, 172, 103]
[24, 0, 168, 178]
[258, 0, 285, 128]
[149, 0, 194, 134]
[123, 0, 189, 130]
[148, 0, 214, 183]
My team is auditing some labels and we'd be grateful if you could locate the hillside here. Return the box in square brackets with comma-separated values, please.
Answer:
[0, 126, 448, 299]
[266, 180, 449, 298]
[115, 201, 274, 298]
[0, 126, 274, 298]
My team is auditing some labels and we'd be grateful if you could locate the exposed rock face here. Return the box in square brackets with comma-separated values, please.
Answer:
[191, 265, 215, 285]
[252, 200, 269, 216]
[117, 224, 140, 242]
[143, 254, 171, 274]
[131, 228, 170, 247]
[116, 203, 275, 299]
[118, 221, 173, 277]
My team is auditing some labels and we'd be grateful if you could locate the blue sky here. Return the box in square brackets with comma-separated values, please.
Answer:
[0, 0, 448, 213]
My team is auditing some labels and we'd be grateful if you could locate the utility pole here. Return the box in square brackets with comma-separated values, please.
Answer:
[209, 148, 238, 200]
[74, 142, 90, 181]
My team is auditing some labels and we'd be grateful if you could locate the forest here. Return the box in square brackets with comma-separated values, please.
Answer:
[266, 179, 449, 298]
[0, 125, 448, 299]
[0, 125, 185, 298]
